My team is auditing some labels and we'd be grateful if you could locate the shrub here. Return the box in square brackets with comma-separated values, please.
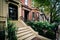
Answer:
[7, 21, 17, 40]
[45, 30, 56, 39]
[26, 21, 57, 39]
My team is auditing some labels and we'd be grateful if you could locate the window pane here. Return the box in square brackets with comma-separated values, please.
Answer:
[32, 12, 35, 21]
[25, 0, 28, 5]
[9, 3, 18, 20]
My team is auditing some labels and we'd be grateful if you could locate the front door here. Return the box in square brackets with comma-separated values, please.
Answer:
[24, 10, 29, 22]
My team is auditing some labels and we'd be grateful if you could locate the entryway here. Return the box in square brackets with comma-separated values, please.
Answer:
[24, 10, 29, 22]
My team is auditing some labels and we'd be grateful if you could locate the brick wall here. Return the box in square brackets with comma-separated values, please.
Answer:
[20, 0, 40, 21]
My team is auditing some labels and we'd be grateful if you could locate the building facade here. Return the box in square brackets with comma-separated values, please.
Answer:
[0, 0, 40, 39]
[20, 0, 40, 22]
[0, 0, 21, 40]
[0, 0, 48, 26]
[0, 0, 50, 40]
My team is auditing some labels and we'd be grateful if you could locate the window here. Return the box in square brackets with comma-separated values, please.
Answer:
[25, 0, 28, 5]
[9, 3, 18, 20]
[32, 12, 35, 21]
[37, 13, 39, 20]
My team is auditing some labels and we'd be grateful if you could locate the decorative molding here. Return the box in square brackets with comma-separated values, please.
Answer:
[5, 0, 19, 4]
[22, 4, 32, 10]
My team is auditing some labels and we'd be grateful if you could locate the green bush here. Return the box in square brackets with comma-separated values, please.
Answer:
[26, 21, 57, 39]
[45, 30, 55, 39]
[7, 21, 17, 40]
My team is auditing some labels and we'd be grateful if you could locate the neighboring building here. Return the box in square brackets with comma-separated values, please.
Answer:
[39, 11, 49, 22]
[31, 8, 40, 21]
[20, 0, 40, 22]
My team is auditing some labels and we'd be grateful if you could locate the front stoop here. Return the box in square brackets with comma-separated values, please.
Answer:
[13, 20, 51, 40]
[16, 27, 36, 40]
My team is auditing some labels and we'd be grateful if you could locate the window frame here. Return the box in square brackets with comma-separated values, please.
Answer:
[9, 3, 18, 20]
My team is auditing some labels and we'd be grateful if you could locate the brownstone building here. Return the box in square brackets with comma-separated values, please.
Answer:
[20, 0, 40, 22]
[0, 0, 50, 40]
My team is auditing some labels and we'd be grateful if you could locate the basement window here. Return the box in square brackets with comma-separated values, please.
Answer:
[9, 3, 18, 20]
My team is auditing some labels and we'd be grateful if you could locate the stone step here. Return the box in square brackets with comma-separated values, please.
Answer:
[16, 21, 25, 27]
[17, 30, 32, 37]
[18, 33, 34, 40]
[16, 26, 37, 40]
[11, 21, 27, 27]
[19, 20, 27, 27]
[17, 29, 30, 34]
[17, 32, 36, 40]
[24, 34, 36, 40]
[17, 27, 29, 30]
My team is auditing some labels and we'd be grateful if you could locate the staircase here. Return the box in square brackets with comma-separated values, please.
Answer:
[12, 20, 51, 40]
[12, 20, 37, 40]
[16, 27, 36, 40]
